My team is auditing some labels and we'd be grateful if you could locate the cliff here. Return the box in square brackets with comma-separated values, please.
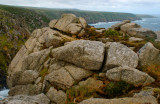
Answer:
[1, 14, 160, 104]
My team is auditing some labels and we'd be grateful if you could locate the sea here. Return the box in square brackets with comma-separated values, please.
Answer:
[90, 16, 160, 31]
[0, 16, 160, 101]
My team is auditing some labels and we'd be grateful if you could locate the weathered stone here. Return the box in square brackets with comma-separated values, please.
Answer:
[129, 37, 144, 42]
[79, 96, 158, 104]
[40, 27, 63, 48]
[7, 46, 29, 88]
[78, 78, 103, 90]
[46, 68, 75, 89]
[9, 84, 42, 96]
[46, 87, 66, 104]
[103, 42, 139, 71]
[106, 66, 155, 86]
[128, 28, 157, 39]
[65, 65, 92, 81]
[120, 23, 141, 33]
[17, 70, 39, 85]
[22, 49, 50, 72]
[137, 42, 160, 67]
[79, 17, 87, 28]
[49, 19, 58, 28]
[50, 14, 87, 35]
[0, 93, 50, 104]
[156, 31, 160, 41]
[52, 40, 105, 70]
[111, 20, 131, 30]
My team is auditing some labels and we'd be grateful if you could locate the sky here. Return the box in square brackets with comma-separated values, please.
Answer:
[0, 0, 160, 14]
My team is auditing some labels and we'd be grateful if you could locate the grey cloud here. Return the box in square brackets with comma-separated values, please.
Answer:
[0, 0, 160, 14]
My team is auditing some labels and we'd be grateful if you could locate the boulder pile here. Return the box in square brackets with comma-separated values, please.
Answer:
[1, 14, 160, 104]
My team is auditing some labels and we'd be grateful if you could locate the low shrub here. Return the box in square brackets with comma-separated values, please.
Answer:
[66, 86, 97, 103]
[98, 81, 134, 98]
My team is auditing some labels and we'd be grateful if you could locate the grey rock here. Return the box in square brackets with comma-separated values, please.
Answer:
[0, 93, 50, 104]
[65, 65, 92, 81]
[129, 37, 144, 42]
[46, 87, 66, 104]
[104, 42, 139, 71]
[51, 14, 87, 35]
[17, 70, 39, 85]
[8, 84, 42, 96]
[137, 42, 160, 67]
[128, 28, 157, 39]
[106, 66, 155, 86]
[120, 23, 141, 33]
[79, 96, 158, 104]
[22, 49, 50, 72]
[52, 40, 105, 70]
[111, 20, 130, 30]
[46, 68, 75, 89]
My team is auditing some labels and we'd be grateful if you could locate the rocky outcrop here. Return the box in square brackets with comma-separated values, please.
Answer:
[111, 20, 157, 39]
[5, 14, 159, 104]
[138, 42, 160, 67]
[103, 42, 139, 71]
[120, 23, 141, 33]
[128, 28, 157, 39]
[49, 14, 87, 35]
[111, 20, 130, 30]
[79, 96, 158, 104]
[106, 66, 155, 86]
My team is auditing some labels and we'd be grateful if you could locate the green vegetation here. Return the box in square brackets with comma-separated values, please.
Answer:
[98, 81, 134, 98]
[66, 85, 97, 103]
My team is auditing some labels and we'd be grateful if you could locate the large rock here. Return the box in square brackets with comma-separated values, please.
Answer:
[17, 70, 39, 85]
[106, 66, 155, 86]
[22, 49, 50, 72]
[79, 96, 158, 104]
[9, 84, 42, 96]
[49, 14, 87, 35]
[111, 20, 130, 30]
[52, 40, 105, 70]
[46, 87, 66, 104]
[0, 93, 50, 104]
[103, 42, 139, 71]
[156, 31, 160, 41]
[120, 23, 141, 33]
[138, 42, 160, 67]
[78, 77, 103, 90]
[128, 28, 157, 39]
[64, 65, 92, 81]
[46, 68, 75, 89]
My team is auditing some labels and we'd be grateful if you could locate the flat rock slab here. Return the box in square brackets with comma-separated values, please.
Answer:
[106, 66, 155, 86]
[0, 93, 50, 104]
[52, 40, 105, 70]
[79, 96, 158, 104]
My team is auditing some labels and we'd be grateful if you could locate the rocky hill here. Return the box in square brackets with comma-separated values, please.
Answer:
[1, 14, 160, 104]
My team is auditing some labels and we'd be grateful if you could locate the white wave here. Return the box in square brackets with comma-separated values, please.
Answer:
[0, 88, 9, 100]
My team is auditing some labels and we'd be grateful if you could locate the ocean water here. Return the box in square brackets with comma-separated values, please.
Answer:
[90, 17, 160, 31]
[0, 88, 9, 100]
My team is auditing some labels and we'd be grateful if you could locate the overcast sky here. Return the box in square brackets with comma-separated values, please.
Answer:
[0, 0, 160, 14]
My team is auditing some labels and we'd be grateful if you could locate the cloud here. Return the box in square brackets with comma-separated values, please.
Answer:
[0, 0, 160, 14]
